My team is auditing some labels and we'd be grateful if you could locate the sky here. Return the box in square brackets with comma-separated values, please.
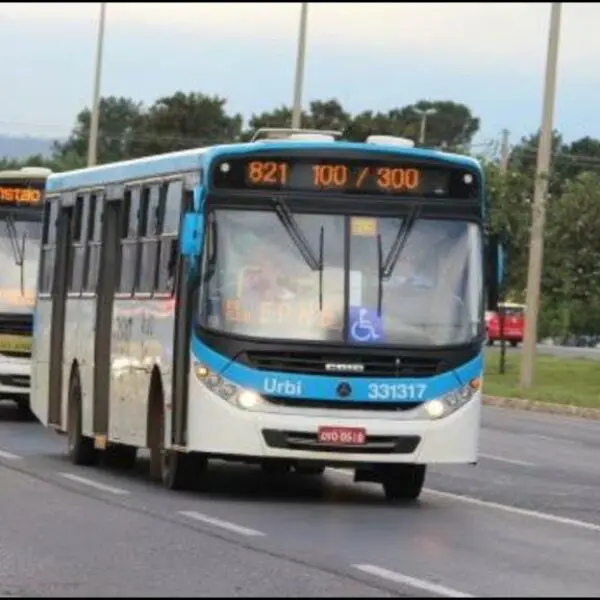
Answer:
[0, 2, 598, 151]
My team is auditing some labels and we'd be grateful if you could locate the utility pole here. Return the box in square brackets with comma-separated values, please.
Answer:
[499, 128, 510, 172]
[291, 2, 309, 130]
[87, 1, 107, 167]
[520, 2, 562, 389]
[413, 107, 437, 145]
[497, 128, 510, 375]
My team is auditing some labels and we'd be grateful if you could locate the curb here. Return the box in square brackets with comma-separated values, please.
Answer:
[483, 395, 600, 421]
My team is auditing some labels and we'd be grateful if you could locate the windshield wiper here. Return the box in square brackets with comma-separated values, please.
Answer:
[4, 216, 26, 297]
[376, 205, 421, 316]
[5, 215, 23, 267]
[272, 196, 324, 310]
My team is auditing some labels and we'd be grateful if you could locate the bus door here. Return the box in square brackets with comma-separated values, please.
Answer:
[93, 198, 123, 442]
[48, 204, 74, 426]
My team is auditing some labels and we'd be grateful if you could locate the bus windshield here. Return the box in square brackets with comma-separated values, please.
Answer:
[0, 214, 42, 309]
[197, 209, 483, 347]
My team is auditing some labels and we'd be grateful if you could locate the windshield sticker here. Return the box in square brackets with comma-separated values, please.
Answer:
[349, 270, 363, 306]
[351, 217, 378, 237]
[348, 306, 384, 344]
[221, 297, 340, 331]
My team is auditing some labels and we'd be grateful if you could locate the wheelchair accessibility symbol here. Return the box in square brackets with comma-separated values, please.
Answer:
[348, 307, 383, 344]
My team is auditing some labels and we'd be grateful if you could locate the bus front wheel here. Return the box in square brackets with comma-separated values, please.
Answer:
[67, 372, 97, 466]
[380, 464, 426, 502]
[148, 379, 205, 490]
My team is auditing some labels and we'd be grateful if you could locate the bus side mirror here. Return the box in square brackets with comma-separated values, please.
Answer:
[486, 233, 504, 311]
[180, 212, 204, 258]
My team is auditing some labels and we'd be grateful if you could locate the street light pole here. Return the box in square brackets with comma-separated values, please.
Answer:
[87, 1, 107, 167]
[413, 107, 437, 145]
[520, 2, 562, 389]
[291, 2, 308, 130]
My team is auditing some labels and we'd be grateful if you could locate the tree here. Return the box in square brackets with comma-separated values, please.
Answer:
[560, 136, 600, 184]
[508, 131, 600, 198]
[52, 96, 144, 166]
[485, 162, 533, 298]
[244, 99, 351, 139]
[137, 92, 243, 156]
[542, 171, 600, 339]
[245, 99, 479, 148]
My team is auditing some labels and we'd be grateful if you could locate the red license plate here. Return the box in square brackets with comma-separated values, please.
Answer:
[317, 426, 366, 445]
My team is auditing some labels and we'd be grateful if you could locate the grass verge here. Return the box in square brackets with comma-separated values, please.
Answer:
[483, 349, 600, 409]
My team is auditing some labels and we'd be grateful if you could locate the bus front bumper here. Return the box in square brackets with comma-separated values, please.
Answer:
[0, 356, 31, 398]
[185, 380, 481, 465]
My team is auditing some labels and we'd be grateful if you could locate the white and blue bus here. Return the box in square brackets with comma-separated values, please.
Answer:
[0, 166, 52, 416]
[30, 129, 503, 501]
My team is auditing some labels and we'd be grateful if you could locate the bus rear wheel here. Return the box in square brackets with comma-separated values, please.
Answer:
[380, 464, 426, 502]
[67, 372, 97, 466]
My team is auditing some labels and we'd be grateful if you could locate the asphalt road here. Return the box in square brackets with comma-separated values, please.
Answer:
[495, 343, 600, 360]
[1, 400, 599, 597]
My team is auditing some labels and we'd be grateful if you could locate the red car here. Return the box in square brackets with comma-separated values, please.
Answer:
[485, 302, 525, 347]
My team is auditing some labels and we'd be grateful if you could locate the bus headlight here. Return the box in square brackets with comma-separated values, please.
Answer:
[193, 361, 264, 410]
[422, 378, 481, 420]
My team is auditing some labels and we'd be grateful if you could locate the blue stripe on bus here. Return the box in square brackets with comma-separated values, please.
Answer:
[46, 141, 482, 193]
[190, 336, 484, 403]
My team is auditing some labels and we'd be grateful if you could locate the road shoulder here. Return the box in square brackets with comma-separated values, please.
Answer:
[483, 395, 600, 421]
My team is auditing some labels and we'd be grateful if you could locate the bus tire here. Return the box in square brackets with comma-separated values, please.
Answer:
[16, 396, 34, 421]
[380, 464, 426, 502]
[261, 459, 291, 476]
[105, 444, 137, 470]
[294, 464, 325, 476]
[67, 371, 97, 466]
[161, 450, 199, 491]
[147, 376, 201, 490]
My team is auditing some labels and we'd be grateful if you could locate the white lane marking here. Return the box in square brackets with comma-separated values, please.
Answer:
[478, 453, 535, 467]
[529, 434, 581, 446]
[0, 449, 22, 460]
[425, 488, 600, 533]
[330, 468, 600, 533]
[353, 564, 473, 598]
[178, 510, 266, 537]
[59, 473, 130, 496]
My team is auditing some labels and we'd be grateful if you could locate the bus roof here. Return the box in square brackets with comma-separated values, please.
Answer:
[0, 167, 52, 179]
[46, 139, 483, 194]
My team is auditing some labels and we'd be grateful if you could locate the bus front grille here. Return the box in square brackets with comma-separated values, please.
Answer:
[262, 429, 421, 454]
[0, 313, 33, 336]
[244, 350, 445, 377]
[0, 313, 33, 357]
[263, 396, 421, 412]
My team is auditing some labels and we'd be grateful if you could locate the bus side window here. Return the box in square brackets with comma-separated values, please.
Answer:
[84, 193, 103, 293]
[69, 194, 89, 295]
[156, 180, 183, 296]
[40, 198, 60, 294]
[118, 188, 140, 295]
[137, 184, 162, 294]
